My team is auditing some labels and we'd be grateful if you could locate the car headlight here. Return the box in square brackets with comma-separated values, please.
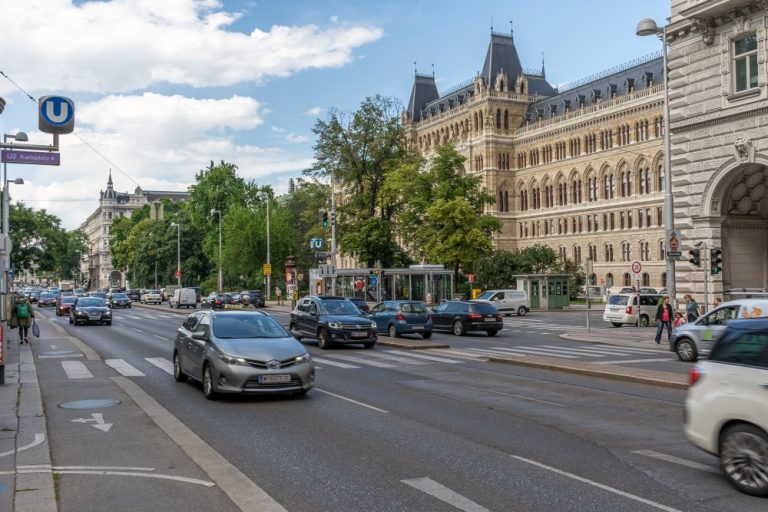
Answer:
[218, 352, 247, 365]
[370, 321, 377, 329]
[75, 309, 86, 316]
[104, 310, 111, 315]
[295, 353, 311, 364]
[328, 321, 342, 329]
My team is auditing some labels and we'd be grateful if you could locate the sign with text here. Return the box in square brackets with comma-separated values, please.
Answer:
[1, 149, 60, 165]
[262, 263, 272, 276]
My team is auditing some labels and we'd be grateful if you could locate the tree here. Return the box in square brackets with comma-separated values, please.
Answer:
[474, 245, 560, 289]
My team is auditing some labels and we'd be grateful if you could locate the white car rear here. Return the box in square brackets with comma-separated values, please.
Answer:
[141, 290, 162, 304]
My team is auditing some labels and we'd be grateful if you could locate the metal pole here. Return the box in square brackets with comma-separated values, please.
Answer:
[701, 243, 709, 315]
[266, 198, 271, 302]
[218, 213, 222, 293]
[176, 225, 181, 286]
[661, 26, 677, 309]
[330, 168, 337, 295]
[154, 258, 158, 289]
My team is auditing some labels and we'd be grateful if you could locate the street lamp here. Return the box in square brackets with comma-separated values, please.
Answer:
[315, 153, 337, 294]
[170, 222, 181, 286]
[637, 18, 676, 306]
[210, 209, 222, 292]
[257, 192, 271, 302]
[2, 132, 27, 311]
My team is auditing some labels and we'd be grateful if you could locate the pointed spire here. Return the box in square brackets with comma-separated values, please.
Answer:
[541, 52, 546, 79]
[431, 63, 435, 77]
[107, 168, 113, 188]
[413, 60, 417, 75]
[490, 16, 493, 33]
[509, 19, 513, 39]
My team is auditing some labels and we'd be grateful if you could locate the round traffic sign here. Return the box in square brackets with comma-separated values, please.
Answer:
[631, 261, 642, 273]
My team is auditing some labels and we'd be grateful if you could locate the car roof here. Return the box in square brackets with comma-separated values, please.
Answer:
[721, 318, 768, 330]
[203, 309, 269, 317]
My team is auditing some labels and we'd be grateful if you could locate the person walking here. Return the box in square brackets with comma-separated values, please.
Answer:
[10, 293, 35, 344]
[713, 297, 722, 309]
[654, 296, 674, 345]
[673, 311, 686, 329]
[275, 286, 282, 306]
[684, 294, 701, 323]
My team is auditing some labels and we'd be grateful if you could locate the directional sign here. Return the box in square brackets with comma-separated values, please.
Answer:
[71, 413, 113, 432]
[39, 95, 75, 134]
[263, 263, 272, 276]
[1, 150, 60, 165]
[309, 238, 323, 249]
[631, 261, 642, 273]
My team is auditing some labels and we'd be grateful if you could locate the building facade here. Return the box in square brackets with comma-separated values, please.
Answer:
[405, 31, 668, 289]
[79, 171, 189, 290]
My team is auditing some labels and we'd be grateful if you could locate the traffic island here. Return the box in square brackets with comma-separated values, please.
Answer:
[375, 338, 449, 350]
[560, 328, 667, 350]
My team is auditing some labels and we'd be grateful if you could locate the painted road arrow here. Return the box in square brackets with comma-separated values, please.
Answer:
[71, 413, 113, 432]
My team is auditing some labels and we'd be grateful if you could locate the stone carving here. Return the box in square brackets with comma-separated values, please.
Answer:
[734, 137, 754, 162]
[692, 18, 715, 45]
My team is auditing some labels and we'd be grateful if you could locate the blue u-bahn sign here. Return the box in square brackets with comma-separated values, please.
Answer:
[39, 96, 75, 134]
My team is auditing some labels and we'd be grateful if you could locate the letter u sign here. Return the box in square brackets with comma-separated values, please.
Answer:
[39, 96, 75, 134]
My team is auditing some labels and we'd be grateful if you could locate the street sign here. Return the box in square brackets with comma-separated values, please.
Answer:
[174, 270, 181, 279]
[39, 95, 75, 134]
[262, 263, 272, 276]
[633, 272, 641, 282]
[667, 230, 681, 260]
[309, 238, 323, 249]
[318, 264, 336, 277]
[1, 150, 60, 165]
[631, 261, 642, 273]
[468, 274, 475, 283]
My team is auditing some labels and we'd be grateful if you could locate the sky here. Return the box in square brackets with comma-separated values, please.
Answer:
[0, 0, 669, 230]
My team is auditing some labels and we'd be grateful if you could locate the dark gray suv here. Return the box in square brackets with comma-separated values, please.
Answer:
[289, 296, 377, 349]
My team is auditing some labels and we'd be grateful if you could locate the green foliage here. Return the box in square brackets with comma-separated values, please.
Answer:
[474, 245, 560, 289]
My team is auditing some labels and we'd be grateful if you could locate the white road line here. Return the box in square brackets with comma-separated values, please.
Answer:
[311, 357, 360, 369]
[315, 389, 388, 413]
[324, 354, 397, 368]
[595, 358, 673, 365]
[553, 345, 664, 355]
[464, 347, 529, 357]
[131, 328, 144, 333]
[632, 450, 719, 474]
[38, 354, 84, 359]
[156, 314, 174, 318]
[0, 433, 45, 459]
[539, 345, 642, 356]
[61, 361, 94, 379]
[364, 352, 428, 365]
[486, 347, 579, 359]
[401, 477, 490, 512]
[145, 357, 174, 375]
[429, 349, 488, 360]
[126, 315, 141, 319]
[511, 455, 683, 512]
[463, 385, 565, 407]
[153, 335, 170, 341]
[515, 346, 609, 357]
[384, 350, 465, 364]
[105, 359, 145, 377]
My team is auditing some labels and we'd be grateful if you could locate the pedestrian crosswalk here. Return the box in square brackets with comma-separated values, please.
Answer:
[502, 318, 582, 333]
[428, 344, 670, 364]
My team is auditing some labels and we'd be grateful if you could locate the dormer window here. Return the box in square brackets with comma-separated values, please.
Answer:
[592, 89, 601, 102]
[562, 99, 571, 113]
[577, 95, 586, 108]
[644, 72, 654, 87]
[625, 78, 635, 93]
[607, 84, 617, 98]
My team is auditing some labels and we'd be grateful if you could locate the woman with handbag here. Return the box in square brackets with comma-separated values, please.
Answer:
[10, 294, 36, 344]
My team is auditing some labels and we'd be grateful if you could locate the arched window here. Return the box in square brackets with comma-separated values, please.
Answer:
[504, 110, 509, 130]
[642, 273, 650, 286]
[606, 273, 614, 287]
[661, 272, 667, 287]
[604, 243, 614, 262]
[496, 109, 501, 129]
[623, 273, 631, 286]
[658, 240, 665, 261]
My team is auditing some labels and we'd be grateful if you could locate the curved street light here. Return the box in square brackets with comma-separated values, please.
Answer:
[170, 222, 181, 286]
[210, 209, 222, 292]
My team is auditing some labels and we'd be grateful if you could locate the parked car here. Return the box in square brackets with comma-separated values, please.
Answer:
[473, 289, 530, 316]
[347, 298, 371, 314]
[230, 293, 242, 305]
[140, 290, 162, 305]
[56, 296, 77, 316]
[89, 291, 108, 300]
[202, 292, 234, 310]
[670, 298, 768, 362]
[38, 293, 57, 307]
[289, 295, 377, 349]
[69, 297, 112, 326]
[30, 290, 42, 303]
[173, 309, 314, 399]
[170, 288, 197, 309]
[109, 292, 132, 309]
[602, 293, 662, 327]
[430, 300, 503, 336]
[368, 300, 432, 339]
[73, 288, 87, 297]
[240, 290, 265, 308]
[126, 289, 141, 301]
[685, 318, 768, 497]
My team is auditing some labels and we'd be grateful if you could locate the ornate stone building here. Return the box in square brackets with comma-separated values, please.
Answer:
[79, 171, 189, 290]
[405, 31, 668, 289]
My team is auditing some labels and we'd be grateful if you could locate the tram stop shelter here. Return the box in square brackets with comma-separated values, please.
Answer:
[513, 274, 571, 310]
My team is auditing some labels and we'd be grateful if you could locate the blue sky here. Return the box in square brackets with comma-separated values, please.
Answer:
[0, 0, 669, 229]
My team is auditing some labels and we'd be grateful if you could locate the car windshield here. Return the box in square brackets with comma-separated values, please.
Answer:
[78, 298, 105, 307]
[609, 295, 630, 305]
[476, 291, 494, 300]
[213, 314, 290, 339]
[62, 297, 77, 304]
[41, 294, 53, 299]
[319, 300, 361, 316]
[112, 293, 128, 299]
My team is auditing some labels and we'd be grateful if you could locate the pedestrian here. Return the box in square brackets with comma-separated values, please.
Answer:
[10, 293, 35, 344]
[275, 286, 283, 305]
[713, 297, 722, 309]
[684, 294, 701, 323]
[654, 295, 674, 344]
[673, 311, 686, 329]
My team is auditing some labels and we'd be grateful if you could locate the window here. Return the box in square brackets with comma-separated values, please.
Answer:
[640, 241, 650, 261]
[657, 207, 663, 226]
[710, 332, 768, 368]
[733, 34, 758, 93]
[642, 273, 650, 286]
[659, 240, 665, 261]
[623, 273, 631, 286]
[604, 243, 614, 262]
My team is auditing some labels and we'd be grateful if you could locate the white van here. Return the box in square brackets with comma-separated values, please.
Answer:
[170, 288, 197, 309]
[602, 293, 662, 327]
[473, 289, 530, 316]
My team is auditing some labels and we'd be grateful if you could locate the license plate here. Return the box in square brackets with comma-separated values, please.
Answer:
[351, 331, 367, 337]
[89, 315, 101, 320]
[484, 317, 495, 322]
[411, 325, 424, 330]
[259, 374, 291, 384]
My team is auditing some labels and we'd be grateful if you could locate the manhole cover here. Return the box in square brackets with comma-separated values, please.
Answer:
[41, 350, 74, 356]
[59, 399, 121, 409]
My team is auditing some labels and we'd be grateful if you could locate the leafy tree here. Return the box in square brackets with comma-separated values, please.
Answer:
[474, 245, 561, 289]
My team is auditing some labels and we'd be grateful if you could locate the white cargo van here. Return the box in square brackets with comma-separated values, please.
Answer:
[473, 289, 530, 316]
[170, 288, 197, 309]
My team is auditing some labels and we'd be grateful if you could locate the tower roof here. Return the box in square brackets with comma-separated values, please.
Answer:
[407, 73, 439, 122]
[481, 32, 523, 85]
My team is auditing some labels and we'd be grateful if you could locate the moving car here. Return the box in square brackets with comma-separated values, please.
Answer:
[602, 293, 662, 327]
[173, 309, 314, 399]
[38, 293, 57, 307]
[670, 298, 768, 362]
[56, 296, 77, 316]
[170, 288, 197, 309]
[368, 300, 432, 338]
[240, 290, 264, 308]
[685, 318, 768, 497]
[202, 292, 234, 309]
[126, 289, 141, 301]
[473, 289, 530, 316]
[109, 292, 132, 309]
[289, 296, 377, 349]
[431, 300, 503, 336]
[347, 297, 371, 314]
[69, 297, 112, 326]
[140, 290, 162, 305]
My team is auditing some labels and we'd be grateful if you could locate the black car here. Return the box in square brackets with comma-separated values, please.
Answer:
[38, 293, 57, 307]
[289, 295, 377, 349]
[109, 292, 132, 309]
[431, 300, 503, 336]
[240, 290, 265, 308]
[70, 297, 112, 326]
[347, 298, 371, 314]
[202, 292, 234, 310]
[126, 289, 141, 302]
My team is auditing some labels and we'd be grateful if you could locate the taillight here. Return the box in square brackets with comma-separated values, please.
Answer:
[497, 316, 503, 321]
[688, 367, 703, 386]
[428, 314, 432, 321]
[215, 300, 221, 305]
[395, 312, 405, 321]
[626, 305, 633, 314]
[467, 313, 482, 321]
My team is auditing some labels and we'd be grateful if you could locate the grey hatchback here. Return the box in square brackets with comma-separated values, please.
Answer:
[173, 309, 314, 399]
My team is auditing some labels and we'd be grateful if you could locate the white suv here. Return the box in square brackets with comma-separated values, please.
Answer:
[685, 318, 768, 497]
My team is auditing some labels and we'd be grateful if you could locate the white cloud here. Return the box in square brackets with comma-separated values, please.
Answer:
[0, 0, 384, 95]
[271, 126, 285, 132]
[304, 107, 324, 116]
[330, 15, 339, 23]
[285, 133, 309, 144]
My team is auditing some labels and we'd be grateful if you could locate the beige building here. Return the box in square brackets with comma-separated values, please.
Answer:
[405, 31, 668, 290]
[79, 171, 189, 290]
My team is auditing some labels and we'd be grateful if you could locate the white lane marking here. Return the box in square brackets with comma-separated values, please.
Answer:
[131, 327, 144, 333]
[156, 314, 174, 318]
[11, 465, 214, 486]
[38, 353, 84, 359]
[126, 315, 141, 319]
[595, 358, 673, 365]
[325, 354, 397, 368]
[501, 346, 608, 357]
[429, 349, 488, 360]
[311, 357, 360, 369]
[384, 350, 465, 364]
[315, 389, 388, 413]
[0, 433, 45, 459]
[153, 335, 170, 341]
[364, 352, 428, 365]
[632, 450, 720, 474]
[105, 359, 145, 377]
[545, 345, 663, 355]
[19, 464, 154, 471]
[511, 455, 683, 512]
[145, 357, 174, 375]
[483, 347, 578, 359]
[463, 347, 529, 357]
[62, 360, 94, 379]
[401, 477, 490, 512]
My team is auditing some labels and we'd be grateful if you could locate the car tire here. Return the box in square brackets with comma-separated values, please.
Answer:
[639, 315, 650, 327]
[422, 332, 432, 339]
[363, 342, 375, 349]
[452, 320, 465, 336]
[173, 352, 188, 383]
[719, 424, 768, 497]
[611, 322, 623, 328]
[675, 338, 698, 362]
[517, 306, 528, 317]
[317, 329, 332, 350]
[486, 330, 499, 337]
[202, 363, 217, 400]
[388, 324, 400, 338]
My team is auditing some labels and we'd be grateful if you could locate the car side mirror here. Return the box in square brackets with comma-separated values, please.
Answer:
[191, 331, 208, 341]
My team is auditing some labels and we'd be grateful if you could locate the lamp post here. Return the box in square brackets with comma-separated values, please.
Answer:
[256, 192, 271, 301]
[2, 132, 28, 316]
[170, 222, 181, 286]
[315, 153, 337, 294]
[210, 209, 222, 292]
[637, 19, 676, 307]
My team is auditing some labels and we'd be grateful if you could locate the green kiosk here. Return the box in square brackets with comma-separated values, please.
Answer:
[514, 274, 572, 310]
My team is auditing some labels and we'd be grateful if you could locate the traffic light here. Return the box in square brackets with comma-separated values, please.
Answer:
[688, 249, 701, 267]
[322, 211, 328, 228]
[710, 248, 722, 275]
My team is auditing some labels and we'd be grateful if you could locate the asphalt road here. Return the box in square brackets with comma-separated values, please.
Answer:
[32, 304, 763, 512]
